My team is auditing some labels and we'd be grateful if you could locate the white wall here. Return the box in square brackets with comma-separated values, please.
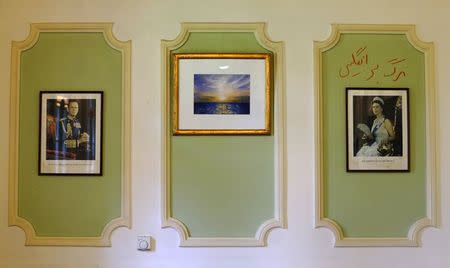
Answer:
[1, 0, 450, 267]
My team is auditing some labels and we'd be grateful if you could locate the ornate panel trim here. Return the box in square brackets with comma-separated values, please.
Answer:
[9, 23, 131, 246]
[161, 22, 286, 247]
[314, 24, 438, 247]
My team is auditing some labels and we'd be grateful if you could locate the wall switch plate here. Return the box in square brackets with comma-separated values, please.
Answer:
[137, 236, 151, 251]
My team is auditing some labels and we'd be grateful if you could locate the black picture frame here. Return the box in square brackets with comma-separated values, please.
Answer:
[38, 91, 103, 175]
[346, 87, 410, 172]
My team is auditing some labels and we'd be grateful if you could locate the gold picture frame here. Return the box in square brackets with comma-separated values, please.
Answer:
[173, 53, 271, 135]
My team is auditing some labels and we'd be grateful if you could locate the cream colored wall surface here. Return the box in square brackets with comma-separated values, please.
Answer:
[1, 0, 450, 267]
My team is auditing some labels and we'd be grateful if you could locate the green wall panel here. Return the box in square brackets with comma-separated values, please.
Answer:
[171, 32, 275, 237]
[18, 32, 122, 236]
[322, 33, 426, 237]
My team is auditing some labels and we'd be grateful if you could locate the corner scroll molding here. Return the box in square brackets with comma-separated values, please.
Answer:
[161, 22, 286, 247]
[9, 23, 131, 246]
[314, 24, 438, 247]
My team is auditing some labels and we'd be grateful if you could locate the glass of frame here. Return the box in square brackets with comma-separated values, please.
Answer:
[173, 53, 271, 135]
[39, 91, 103, 175]
[346, 88, 409, 172]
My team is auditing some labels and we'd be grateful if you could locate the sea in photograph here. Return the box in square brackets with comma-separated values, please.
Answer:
[194, 74, 251, 115]
[194, 102, 250, 114]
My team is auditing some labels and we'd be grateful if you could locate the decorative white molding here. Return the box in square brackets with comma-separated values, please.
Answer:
[161, 22, 286, 247]
[9, 23, 131, 246]
[314, 24, 438, 247]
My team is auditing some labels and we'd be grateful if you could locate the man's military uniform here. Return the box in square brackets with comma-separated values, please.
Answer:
[59, 116, 89, 159]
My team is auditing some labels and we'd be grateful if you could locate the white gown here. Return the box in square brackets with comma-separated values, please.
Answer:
[356, 118, 389, 157]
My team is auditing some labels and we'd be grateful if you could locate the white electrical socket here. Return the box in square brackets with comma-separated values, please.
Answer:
[137, 236, 151, 251]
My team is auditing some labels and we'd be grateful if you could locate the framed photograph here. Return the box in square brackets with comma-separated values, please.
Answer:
[346, 88, 409, 171]
[39, 91, 103, 175]
[173, 53, 271, 135]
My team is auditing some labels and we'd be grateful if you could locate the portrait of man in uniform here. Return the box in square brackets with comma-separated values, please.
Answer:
[40, 91, 103, 175]
[57, 100, 92, 160]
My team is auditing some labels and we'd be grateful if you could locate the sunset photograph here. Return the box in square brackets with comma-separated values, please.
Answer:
[194, 74, 250, 114]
